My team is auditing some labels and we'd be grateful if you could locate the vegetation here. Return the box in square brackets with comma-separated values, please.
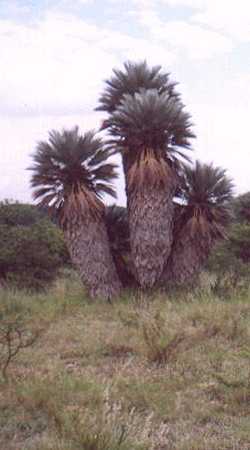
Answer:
[233, 191, 250, 223]
[26, 60, 236, 297]
[208, 191, 250, 295]
[30, 127, 121, 300]
[1, 279, 250, 449]
[0, 201, 68, 290]
[99, 63, 194, 288]
[0, 317, 39, 381]
[161, 161, 234, 285]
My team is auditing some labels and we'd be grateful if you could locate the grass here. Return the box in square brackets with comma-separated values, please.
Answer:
[1, 274, 250, 449]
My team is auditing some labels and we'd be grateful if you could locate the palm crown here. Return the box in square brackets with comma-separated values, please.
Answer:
[107, 89, 194, 191]
[97, 60, 179, 114]
[176, 161, 234, 238]
[30, 127, 118, 226]
[108, 89, 194, 157]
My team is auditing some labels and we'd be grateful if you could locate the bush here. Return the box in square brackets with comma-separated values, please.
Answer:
[0, 201, 69, 290]
[208, 223, 250, 296]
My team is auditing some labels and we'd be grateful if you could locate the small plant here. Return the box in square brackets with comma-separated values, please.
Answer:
[140, 311, 185, 365]
[0, 318, 39, 380]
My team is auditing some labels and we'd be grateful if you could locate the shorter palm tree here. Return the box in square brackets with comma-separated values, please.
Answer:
[161, 161, 234, 286]
[29, 127, 121, 299]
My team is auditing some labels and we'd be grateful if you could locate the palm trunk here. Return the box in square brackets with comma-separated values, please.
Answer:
[64, 214, 121, 300]
[160, 230, 214, 286]
[124, 151, 177, 288]
[111, 251, 137, 288]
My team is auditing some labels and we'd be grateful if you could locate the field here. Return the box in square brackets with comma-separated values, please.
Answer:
[1, 274, 250, 450]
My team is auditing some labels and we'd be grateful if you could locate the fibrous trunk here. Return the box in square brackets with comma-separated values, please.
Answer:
[64, 215, 121, 300]
[111, 251, 137, 289]
[161, 231, 214, 286]
[125, 149, 177, 288]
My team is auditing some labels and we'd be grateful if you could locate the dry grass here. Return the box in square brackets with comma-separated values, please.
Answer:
[1, 275, 250, 449]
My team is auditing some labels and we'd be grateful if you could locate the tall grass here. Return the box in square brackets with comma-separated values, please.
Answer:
[1, 276, 250, 449]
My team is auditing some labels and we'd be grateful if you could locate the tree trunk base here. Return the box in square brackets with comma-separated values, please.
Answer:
[160, 231, 213, 287]
[128, 184, 175, 289]
[65, 217, 121, 300]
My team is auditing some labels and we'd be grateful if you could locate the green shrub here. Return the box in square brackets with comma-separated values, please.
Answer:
[208, 192, 250, 296]
[0, 201, 69, 290]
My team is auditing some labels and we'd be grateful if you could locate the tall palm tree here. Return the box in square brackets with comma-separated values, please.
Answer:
[97, 61, 194, 288]
[161, 161, 234, 286]
[29, 127, 121, 300]
[104, 87, 194, 288]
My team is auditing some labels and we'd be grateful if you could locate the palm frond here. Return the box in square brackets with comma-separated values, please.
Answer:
[174, 161, 234, 239]
[97, 60, 180, 114]
[29, 127, 118, 226]
[107, 89, 194, 166]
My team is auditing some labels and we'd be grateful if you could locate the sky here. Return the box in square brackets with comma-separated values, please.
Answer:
[1, 0, 250, 205]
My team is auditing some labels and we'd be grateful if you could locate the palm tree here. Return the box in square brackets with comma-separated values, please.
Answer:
[97, 60, 179, 115]
[161, 161, 234, 286]
[104, 87, 194, 288]
[29, 127, 121, 300]
[105, 205, 136, 288]
[97, 61, 194, 288]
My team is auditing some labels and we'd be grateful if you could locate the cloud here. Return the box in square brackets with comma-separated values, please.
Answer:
[0, 12, 174, 117]
[152, 0, 250, 42]
[130, 1, 234, 60]
[166, 22, 233, 59]
[139, 16, 233, 59]
[0, 113, 126, 205]
[192, 1, 250, 42]
[0, 15, 115, 117]
[191, 102, 249, 194]
[160, 0, 205, 8]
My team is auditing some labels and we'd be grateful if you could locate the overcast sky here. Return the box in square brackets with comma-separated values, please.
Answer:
[1, 0, 250, 205]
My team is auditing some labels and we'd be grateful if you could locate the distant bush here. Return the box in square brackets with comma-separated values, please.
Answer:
[208, 192, 250, 295]
[0, 201, 69, 290]
[232, 192, 250, 224]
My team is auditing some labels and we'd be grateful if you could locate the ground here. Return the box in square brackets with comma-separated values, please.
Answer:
[1, 274, 250, 450]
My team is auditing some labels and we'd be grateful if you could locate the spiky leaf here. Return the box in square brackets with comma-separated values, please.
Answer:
[107, 89, 194, 166]
[29, 127, 118, 226]
[97, 60, 179, 114]
[175, 161, 234, 239]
